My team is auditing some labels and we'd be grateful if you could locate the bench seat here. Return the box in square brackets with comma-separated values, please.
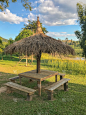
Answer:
[45, 78, 70, 100]
[5, 82, 36, 101]
[9, 76, 20, 82]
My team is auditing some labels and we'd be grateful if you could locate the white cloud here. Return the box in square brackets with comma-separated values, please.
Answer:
[37, 0, 78, 26]
[0, 9, 28, 24]
[46, 32, 75, 38]
[27, 13, 36, 21]
[31, 0, 86, 26]
[32, 8, 37, 11]
[38, 0, 45, 3]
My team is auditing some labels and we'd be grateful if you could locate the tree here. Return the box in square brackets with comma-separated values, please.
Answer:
[5, 38, 14, 47]
[8, 38, 14, 44]
[0, 37, 2, 44]
[0, 38, 4, 60]
[15, 29, 33, 41]
[75, 2, 86, 57]
[0, 38, 3, 53]
[0, 0, 32, 11]
[24, 20, 48, 34]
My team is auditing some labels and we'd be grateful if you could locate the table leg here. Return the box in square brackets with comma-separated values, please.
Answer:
[60, 75, 63, 80]
[64, 81, 68, 91]
[37, 80, 41, 96]
[55, 75, 57, 82]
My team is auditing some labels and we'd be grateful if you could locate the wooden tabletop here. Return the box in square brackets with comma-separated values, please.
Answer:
[18, 69, 58, 81]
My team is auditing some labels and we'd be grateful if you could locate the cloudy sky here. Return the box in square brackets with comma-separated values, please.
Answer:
[0, 0, 86, 40]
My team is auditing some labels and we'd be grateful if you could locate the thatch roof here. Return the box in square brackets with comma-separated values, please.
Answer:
[5, 16, 75, 73]
[5, 16, 75, 56]
[5, 33, 74, 56]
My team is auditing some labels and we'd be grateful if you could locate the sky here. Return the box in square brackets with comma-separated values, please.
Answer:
[0, 0, 86, 41]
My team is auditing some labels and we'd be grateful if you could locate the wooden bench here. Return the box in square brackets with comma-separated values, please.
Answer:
[5, 82, 36, 101]
[9, 76, 20, 83]
[45, 78, 70, 100]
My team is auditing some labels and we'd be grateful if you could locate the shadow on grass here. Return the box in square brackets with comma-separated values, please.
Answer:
[0, 71, 86, 115]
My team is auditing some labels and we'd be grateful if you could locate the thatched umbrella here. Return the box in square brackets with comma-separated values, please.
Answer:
[5, 16, 75, 73]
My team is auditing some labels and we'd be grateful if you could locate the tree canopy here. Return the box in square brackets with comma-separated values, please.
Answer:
[75, 2, 86, 57]
[5, 38, 14, 47]
[15, 29, 33, 41]
[15, 20, 48, 41]
[24, 20, 48, 34]
[0, 0, 32, 11]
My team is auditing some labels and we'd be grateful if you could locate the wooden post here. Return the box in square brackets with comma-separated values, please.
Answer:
[27, 93, 33, 101]
[55, 75, 57, 82]
[64, 82, 68, 91]
[47, 91, 53, 100]
[36, 51, 41, 73]
[60, 75, 63, 80]
[26, 47, 27, 66]
[37, 80, 41, 96]
[31, 52, 33, 63]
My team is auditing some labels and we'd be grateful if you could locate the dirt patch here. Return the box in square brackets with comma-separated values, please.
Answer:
[0, 87, 6, 94]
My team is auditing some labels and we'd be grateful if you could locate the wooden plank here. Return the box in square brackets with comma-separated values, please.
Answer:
[45, 78, 70, 91]
[5, 82, 36, 94]
[18, 69, 58, 81]
[58, 73, 65, 76]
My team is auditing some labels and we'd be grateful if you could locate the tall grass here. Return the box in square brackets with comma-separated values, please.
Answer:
[41, 53, 86, 75]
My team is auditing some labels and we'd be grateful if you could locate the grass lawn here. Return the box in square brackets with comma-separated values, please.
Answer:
[0, 55, 86, 115]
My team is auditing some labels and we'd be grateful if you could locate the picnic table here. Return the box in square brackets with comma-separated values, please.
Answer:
[18, 69, 59, 96]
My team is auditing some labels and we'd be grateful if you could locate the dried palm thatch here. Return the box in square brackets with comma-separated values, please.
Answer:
[5, 33, 74, 56]
[4, 16, 75, 73]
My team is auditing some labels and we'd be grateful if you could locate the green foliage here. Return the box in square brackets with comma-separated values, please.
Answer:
[75, 49, 83, 56]
[41, 58, 86, 75]
[0, 37, 3, 53]
[75, 2, 86, 58]
[5, 38, 14, 47]
[75, 30, 82, 40]
[0, 37, 2, 44]
[15, 29, 33, 41]
[8, 38, 14, 44]
[0, 0, 32, 11]
[0, 36, 8, 42]
[24, 20, 48, 34]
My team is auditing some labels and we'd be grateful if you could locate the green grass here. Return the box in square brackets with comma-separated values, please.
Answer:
[0, 55, 86, 115]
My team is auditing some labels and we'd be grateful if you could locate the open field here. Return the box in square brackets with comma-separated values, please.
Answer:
[0, 54, 86, 115]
